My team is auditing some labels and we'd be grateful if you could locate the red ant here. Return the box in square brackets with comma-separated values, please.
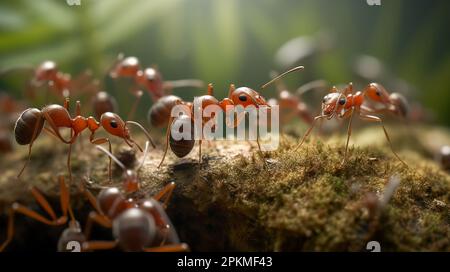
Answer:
[157, 66, 304, 167]
[14, 98, 155, 181]
[109, 54, 204, 119]
[76, 142, 188, 252]
[0, 176, 80, 252]
[28, 60, 99, 99]
[265, 67, 327, 125]
[91, 91, 119, 120]
[360, 83, 410, 120]
[294, 82, 408, 166]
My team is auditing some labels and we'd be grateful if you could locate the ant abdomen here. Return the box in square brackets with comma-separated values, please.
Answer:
[170, 115, 195, 158]
[113, 208, 157, 252]
[14, 108, 44, 145]
[389, 92, 409, 118]
[148, 95, 183, 128]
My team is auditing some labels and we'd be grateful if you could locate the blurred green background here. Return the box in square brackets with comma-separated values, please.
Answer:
[1, 0, 449, 125]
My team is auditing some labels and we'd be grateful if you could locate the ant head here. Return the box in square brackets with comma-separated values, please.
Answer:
[110, 56, 140, 78]
[100, 112, 131, 140]
[97, 187, 127, 217]
[229, 85, 269, 108]
[136, 67, 164, 93]
[35, 61, 58, 81]
[321, 89, 346, 118]
[365, 83, 391, 104]
[112, 208, 156, 251]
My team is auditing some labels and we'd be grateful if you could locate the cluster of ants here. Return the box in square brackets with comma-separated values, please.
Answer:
[0, 54, 410, 251]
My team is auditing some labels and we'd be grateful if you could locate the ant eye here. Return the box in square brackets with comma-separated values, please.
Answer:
[338, 98, 346, 105]
[238, 95, 247, 102]
[110, 120, 118, 128]
[376, 90, 381, 96]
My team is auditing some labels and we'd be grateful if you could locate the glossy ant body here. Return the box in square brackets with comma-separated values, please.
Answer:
[77, 143, 188, 252]
[295, 82, 408, 166]
[109, 54, 204, 119]
[360, 83, 410, 119]
[29, 60, 99, 99]
[158, 66, 304, 167]
[14, 98, 155, 181]
[91, 91, 119, 120]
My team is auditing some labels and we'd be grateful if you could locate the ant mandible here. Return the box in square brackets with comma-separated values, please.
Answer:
[157, 66, 304, 167]
[76, 143, 188, 252]
[294, 82, 408, 167]
[14, 97, 155, 181]
[0, 176, 80, 252]
[109, 54, 204, 119]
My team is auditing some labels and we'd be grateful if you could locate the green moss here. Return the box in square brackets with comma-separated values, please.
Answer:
[0, 125, 448, 251]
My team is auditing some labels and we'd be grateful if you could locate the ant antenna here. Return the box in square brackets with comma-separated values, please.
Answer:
[261, 66, 304, 90]
[125, 121, 156, 148]
[137, 141, 150, 171]
[296, 79, 328, 96]
[96, 145, 127, 171]
[96, 141, 150, 172]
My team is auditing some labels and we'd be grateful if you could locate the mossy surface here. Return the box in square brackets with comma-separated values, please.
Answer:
[0, 124, 449, 251]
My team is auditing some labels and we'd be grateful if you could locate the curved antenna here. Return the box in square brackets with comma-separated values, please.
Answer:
[269, 70, 288, 93]
[137, 141, 150, 171]
[296, 79, 328, 97]
[125, 121, 156, 148]
[96, 145, 127, 171]
[261, 66, 304, 90]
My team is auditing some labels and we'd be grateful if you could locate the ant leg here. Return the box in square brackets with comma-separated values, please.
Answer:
[17, 115, 44, 178]
[359, 114, 408, 167]
[294, 115, 326, 151]
[153, 182, 176, 208]
[158, 116, 175, 168]
[126, 121, 156, 148]
[58, 176, 76, 224]
[78, 182, 103, 214]
[63, 97, 70, 110]
[82, 240, 118, 251]
[67, 143, 73, 182]
[198, 139, 202, 164]
[0, 209, 15, 251]
[144, 243, 190, 252]
[90, 137, 112, 182]
[0, 188, 72, 251]
[127, 89, 143, 121]
[341, 109, 355, 167]
[84, 211, 112, 239]
[256, 130, 262, 152]
[42, 111, 72, 144]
